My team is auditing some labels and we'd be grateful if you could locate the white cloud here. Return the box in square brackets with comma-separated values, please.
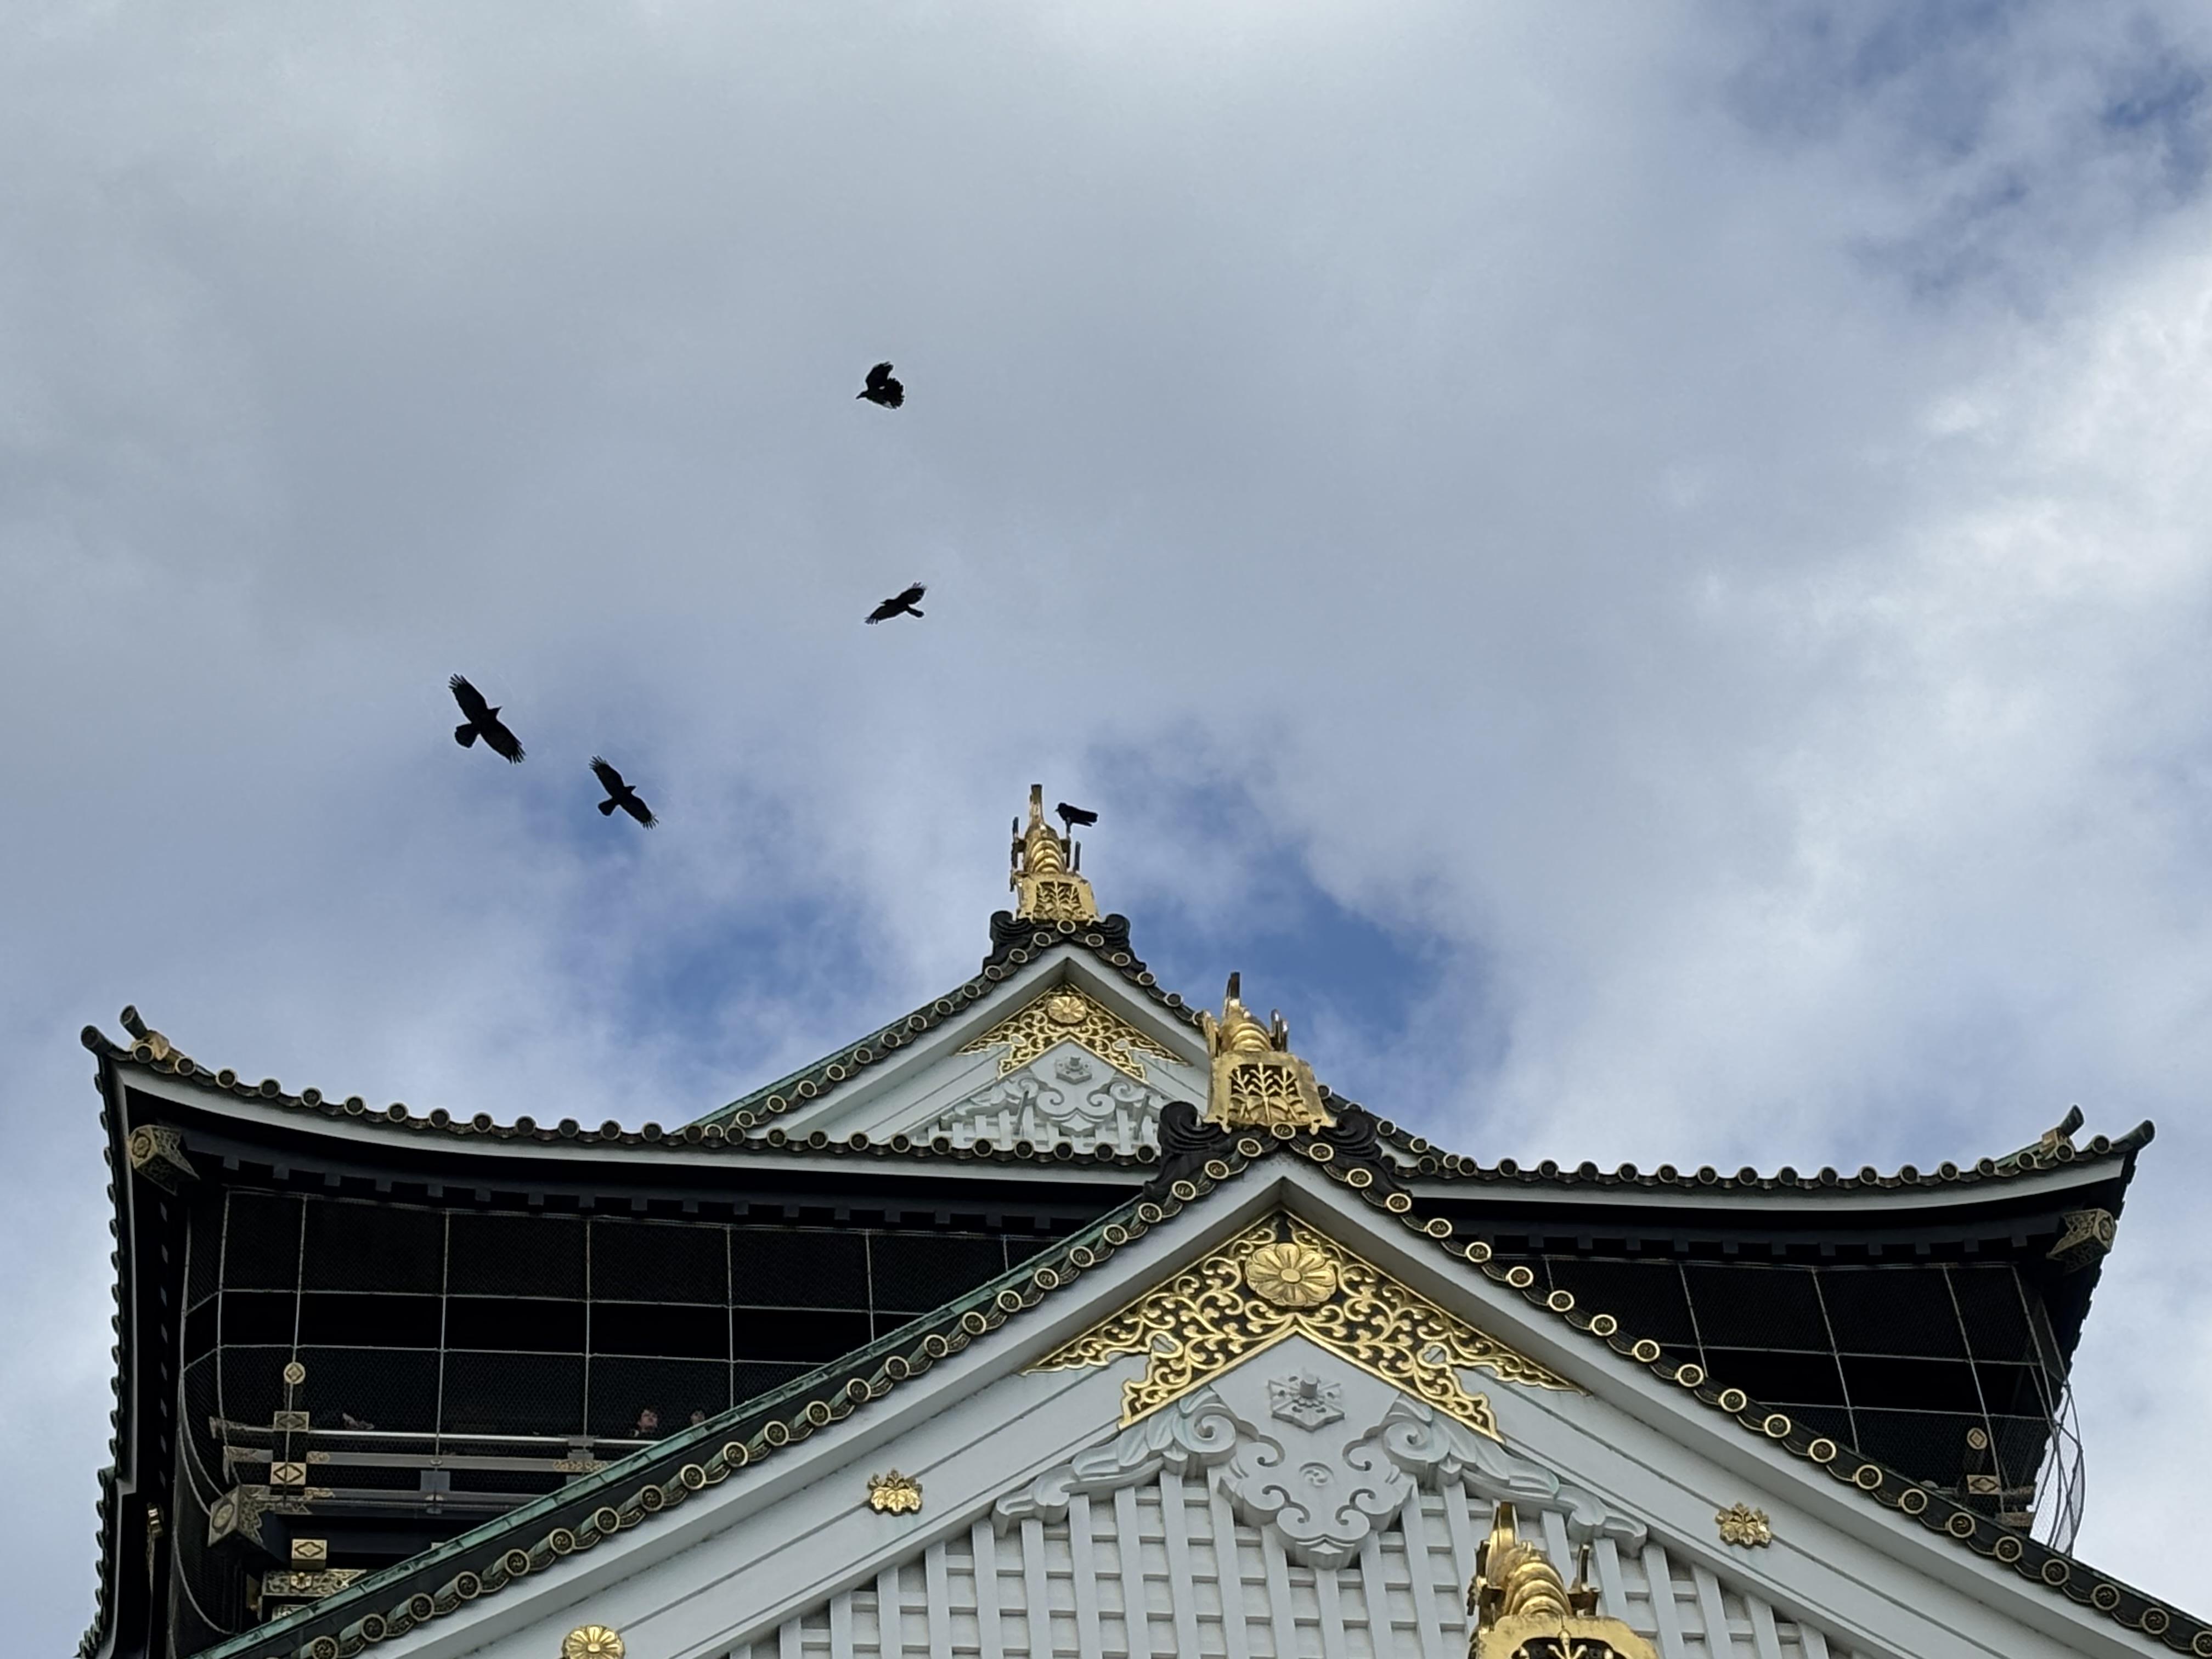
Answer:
[4, 0, 2210, 1638]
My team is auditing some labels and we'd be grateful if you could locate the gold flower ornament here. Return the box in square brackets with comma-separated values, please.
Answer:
[1243, 1241, 1339, 1307]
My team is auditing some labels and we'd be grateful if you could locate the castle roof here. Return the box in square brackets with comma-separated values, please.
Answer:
[75, 806, 2177, 1659]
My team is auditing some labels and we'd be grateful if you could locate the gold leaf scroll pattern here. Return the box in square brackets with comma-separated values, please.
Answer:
[958, 987, 1181, 1083]
[1028, 1214, 1577, 1440]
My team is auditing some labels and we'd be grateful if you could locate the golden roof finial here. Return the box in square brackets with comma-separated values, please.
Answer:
[1199, 973, 1333, 1130]
[1468, 1504, 1652, 1659]
[1011, 785, 1099, 923]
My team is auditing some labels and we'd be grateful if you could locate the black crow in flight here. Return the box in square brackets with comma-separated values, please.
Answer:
[590, 757, 657, 827]
[857, 362, 904, 408]
[449, 675, 524, 762]
[866, 583, 926, 623]
[1056, 802, 1099, 830]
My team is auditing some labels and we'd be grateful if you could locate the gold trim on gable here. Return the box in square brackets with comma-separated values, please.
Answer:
[1027, 1214, 1576, 1437]
[958, 986, 1182, 1083]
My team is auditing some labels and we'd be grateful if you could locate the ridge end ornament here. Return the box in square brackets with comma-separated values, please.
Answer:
[125, 1123, 197, 1191]
[1011, 784, 1099, 923]
[1027, 1212, 1576, 1435]
[1470, 1503, 1656, 1659]
[1200, 973, 1333, 1130]
[2048, 1208, 2118, 1271]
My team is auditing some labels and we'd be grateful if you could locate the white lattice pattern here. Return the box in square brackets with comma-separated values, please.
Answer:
[725, 1475, 1853, 1659]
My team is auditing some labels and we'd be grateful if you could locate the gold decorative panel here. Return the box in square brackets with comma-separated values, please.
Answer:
[260, 1568, 363, 1601]
[958, 986, 1181, 1083]
[1028, 1214, 1574, 1436]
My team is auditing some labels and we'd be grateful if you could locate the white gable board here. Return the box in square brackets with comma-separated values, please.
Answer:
[373, 1167, 2164, 1659]
[730, 1455, 1855, 1659]
[755, 949, 1207, 1151]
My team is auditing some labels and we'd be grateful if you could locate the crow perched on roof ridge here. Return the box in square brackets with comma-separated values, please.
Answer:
[449, 675, 524, 763]
[590, 757, 657, 827]
[1056, 802, 1099, 830]
[866, 582, 926, 624]
[857, 361, 904, 408]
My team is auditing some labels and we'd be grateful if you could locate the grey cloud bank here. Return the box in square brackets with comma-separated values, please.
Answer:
[4, 1, 2210, 1641]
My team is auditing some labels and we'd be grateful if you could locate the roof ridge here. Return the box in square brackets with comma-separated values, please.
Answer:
[1367, 1111, 2153, 1194]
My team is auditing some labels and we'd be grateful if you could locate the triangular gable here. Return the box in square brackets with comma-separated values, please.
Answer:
[725, 942, 1209, 1152]
[221, 1155, 2197, 1659]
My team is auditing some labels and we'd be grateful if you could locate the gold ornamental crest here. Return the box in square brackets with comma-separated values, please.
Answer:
[1198, 974, 1333, 1130]
[866, 1470, 924, 1514]
[1244, 1240, 1338, 1307]
[562, 1627, 624, 1659]
[1029, 1214, 1575, 1436]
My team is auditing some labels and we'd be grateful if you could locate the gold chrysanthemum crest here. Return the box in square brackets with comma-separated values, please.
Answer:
[1027, 1213, 1575, 1436]
[958, 986, 1179, 1083]
[562, 1627, 624, 1659]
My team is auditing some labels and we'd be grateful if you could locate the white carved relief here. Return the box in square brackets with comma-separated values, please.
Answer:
[997, 1345, 1644, 1568]
[909, 1044, 1172, 1152]
[1270, 1371, 1345, 1429]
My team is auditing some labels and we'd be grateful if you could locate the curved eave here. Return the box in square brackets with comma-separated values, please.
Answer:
[93, 1043, 1164, 1191]
[1367, 1107, 2153, 1204]
[91, 1023, 2149, 1220]
[77, 1049, 133, 1659]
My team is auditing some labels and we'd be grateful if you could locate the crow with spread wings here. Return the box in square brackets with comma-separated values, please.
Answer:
[856, 362, 904, 408]
[590, 758, 657, 827]
[449, 675, 524, 763]
[866, 583, 926, 624]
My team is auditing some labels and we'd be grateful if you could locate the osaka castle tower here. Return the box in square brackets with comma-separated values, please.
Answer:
[82, 788, 2204, 1659]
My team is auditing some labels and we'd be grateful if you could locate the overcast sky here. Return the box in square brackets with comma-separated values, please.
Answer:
[6, 1, 2211, 1641]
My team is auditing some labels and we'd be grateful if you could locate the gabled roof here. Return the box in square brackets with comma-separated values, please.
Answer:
[79, 913, 1193, 1168]
[181, 1101, 2202, 1659]
[686, 911, 1206, 1133]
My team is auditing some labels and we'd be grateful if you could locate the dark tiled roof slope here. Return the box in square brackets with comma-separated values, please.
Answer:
[1364, 1101, 2153, 1196]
